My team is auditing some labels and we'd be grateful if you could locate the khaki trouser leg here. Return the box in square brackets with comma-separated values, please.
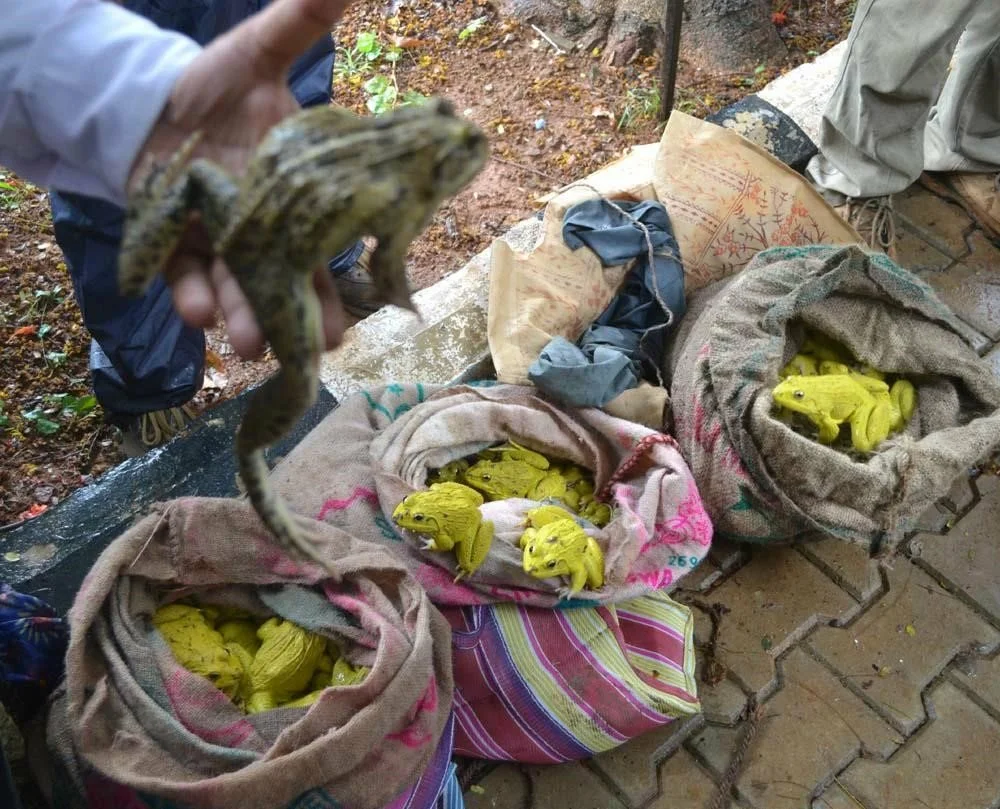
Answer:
[924, 4, 1000, 173]
[806, 0, 979, 198]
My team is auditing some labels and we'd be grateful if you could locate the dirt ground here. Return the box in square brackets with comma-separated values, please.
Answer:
[0, 0, 851, 528]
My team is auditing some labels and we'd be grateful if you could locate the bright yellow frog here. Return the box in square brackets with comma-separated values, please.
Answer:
[773, 372, 916, 452]
[519, 508, 604, 598]
[461, 459, 577, 508]
[392, 482, 494, 578]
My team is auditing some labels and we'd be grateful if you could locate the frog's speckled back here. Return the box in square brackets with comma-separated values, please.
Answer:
[118, 98, 489, 569]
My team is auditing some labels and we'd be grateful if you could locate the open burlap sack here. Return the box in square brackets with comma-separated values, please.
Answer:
[44, 498, 455, 809]
[667, 244, 1000, 553]
[272, 383, 712, 608]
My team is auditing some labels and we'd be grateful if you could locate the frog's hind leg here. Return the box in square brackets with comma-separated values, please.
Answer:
[889, 380, 917, 431]
[119, 146, 238, 296]
[235, 274, 326, 567]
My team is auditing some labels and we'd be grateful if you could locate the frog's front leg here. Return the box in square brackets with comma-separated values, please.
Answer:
[367, 218, 425, 314]
[563, 565, 590, 598]
[235, 270, 326, 566]
[454, 520, 495, 579]
[119, 150, 238, 296]
[811, 414, 842, 444]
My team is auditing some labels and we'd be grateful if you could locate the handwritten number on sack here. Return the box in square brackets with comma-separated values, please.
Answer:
[668, 555, 700, 568]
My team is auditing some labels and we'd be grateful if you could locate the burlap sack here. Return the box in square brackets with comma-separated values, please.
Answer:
[272, 383, 712, 607]
[45, 498, 454, 809]
[667, 244, 1000, 552]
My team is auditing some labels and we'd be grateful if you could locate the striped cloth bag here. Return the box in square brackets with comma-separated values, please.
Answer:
[443, 591, 699, 763]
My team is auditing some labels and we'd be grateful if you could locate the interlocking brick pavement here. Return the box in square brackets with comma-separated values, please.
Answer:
[456, 186, 1000, 809]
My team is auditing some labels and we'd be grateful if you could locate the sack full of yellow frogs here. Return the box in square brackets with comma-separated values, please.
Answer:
[153, 603, 369, 714]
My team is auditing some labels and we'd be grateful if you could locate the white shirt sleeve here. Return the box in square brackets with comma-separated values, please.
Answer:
[0, 0, 202, 204]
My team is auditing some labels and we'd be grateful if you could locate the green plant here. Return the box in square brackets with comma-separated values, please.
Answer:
[21, 407, 60, 436]
[0, 177, 23, 211]
[46, 392, 98, 418]
[617, 86, 660, 130]
[334, 31, 386, 80]
[458, 16, 488, 41]
[0, 401, 9, 430]
[364, 75, 397, 114]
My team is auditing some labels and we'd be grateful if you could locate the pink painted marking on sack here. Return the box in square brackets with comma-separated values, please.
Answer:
[625, 567, 674, 589]
[387, 678, 438, 748]
[164, 669, 255, 747]
[414, 563, 485, 605]
[639, 484, 714, 554]
[316, 486, 379, 521]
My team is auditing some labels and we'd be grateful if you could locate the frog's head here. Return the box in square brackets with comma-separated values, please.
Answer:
[772, 376, 825, 418]
[393, 98, 489, 195]
[523, 533, 572, 579]
[392, 492, 446, 536]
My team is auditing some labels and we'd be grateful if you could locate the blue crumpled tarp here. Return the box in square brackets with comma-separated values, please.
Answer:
[528, 198, 685, 407]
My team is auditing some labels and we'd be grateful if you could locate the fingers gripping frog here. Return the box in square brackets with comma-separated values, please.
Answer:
[392, 482, 495, 579]
[118, 101, 488, 566]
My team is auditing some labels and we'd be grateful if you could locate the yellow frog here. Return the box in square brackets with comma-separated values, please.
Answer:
[519, 510, 605, 598]
[392, 482, 494, 578]
[461, 459, 577, 508]
[426, 459, 470, 485]
[477, 440, 551, 469]
[780, 353, 819, 378]
[773, 373, 916, 452]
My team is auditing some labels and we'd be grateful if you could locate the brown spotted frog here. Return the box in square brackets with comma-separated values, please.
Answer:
[392, 482, 494, 578]
[118, 100, 488, 567]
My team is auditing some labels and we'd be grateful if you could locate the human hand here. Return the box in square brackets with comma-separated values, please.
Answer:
[127, 0, 351, 360]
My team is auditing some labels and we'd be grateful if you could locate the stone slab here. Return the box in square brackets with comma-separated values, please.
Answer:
[816, 681, 1000, 809]
[526, 762, 628, 809]
[797, 538, 883, 603]
[646, 748, 719, 808]
[922, 231, 1000, 342]
[464, 764, 529, 809]
[590, 718, 701, 807]
[757, 42, 847, 144]
[915, 472, 1000, 622]
[809, 559, 1000, 734]
[688, 547, 859, 697]
[894, 184, 973, 262]
[733, 648, 899, 808]
[950, 652, 1000, 718]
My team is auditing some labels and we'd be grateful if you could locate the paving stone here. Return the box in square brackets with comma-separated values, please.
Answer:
[732, 648, 899, 808]
[809, 559, 1000, 734]
[894, 184, 973, 261]
[922, 242, 1000, 345]
[686, 723, 741, 777]
[950, 652, 1000, 718]
[816, 681, 1000, 809]
[797, 538, 883, 602]
[939, 472, 978, 515]
[689, 547, 859, 697]
[526, 761, 628, 809]
[696, 662, 750, 725]
[590, 718, 700, 807]
[646, 748, 719, 809]
[916, 473, 1000, 622]
[464, 764, 528, 809]
[893, 221, 954, 274]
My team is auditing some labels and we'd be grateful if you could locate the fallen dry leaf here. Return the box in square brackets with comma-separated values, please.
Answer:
[12, 324, 37, 337]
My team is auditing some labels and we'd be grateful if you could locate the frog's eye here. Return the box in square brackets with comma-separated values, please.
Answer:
[481, 474, 491, 481]
[528, 545, 536, 554]
[412, 513, 425, 521]
[547, 560, 558, 568]
[793, 390, 805, 399]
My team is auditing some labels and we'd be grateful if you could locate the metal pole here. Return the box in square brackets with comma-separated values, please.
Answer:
[659, 0, 683, 122]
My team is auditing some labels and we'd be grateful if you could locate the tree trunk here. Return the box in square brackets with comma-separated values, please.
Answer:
[491, 0, 787, 72]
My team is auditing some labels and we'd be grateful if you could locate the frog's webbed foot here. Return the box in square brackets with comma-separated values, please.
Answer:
[422, 537, 441, 551]
[889, 380, 917, 430]
[556, 584, 575, 601]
